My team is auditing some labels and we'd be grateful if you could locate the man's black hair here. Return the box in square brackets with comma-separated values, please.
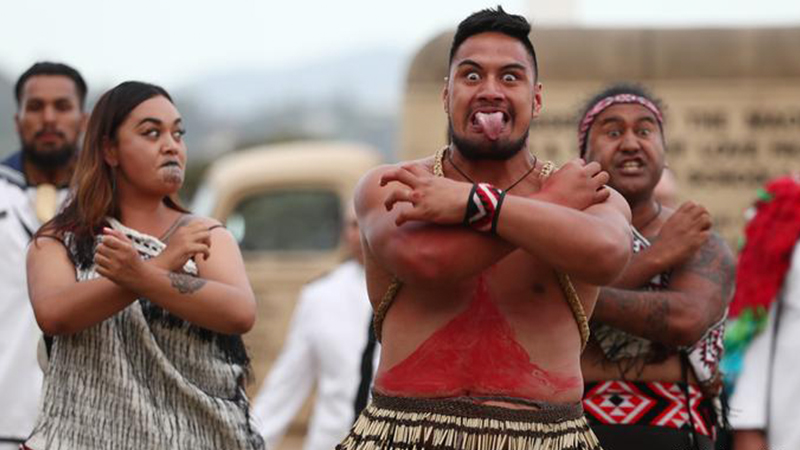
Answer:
[15, 61, 88, 110]
[578, 82, 665, 156]
[449, 6, 538, 81]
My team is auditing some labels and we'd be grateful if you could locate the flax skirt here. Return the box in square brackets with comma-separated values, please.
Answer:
[337, 394, 601, 450]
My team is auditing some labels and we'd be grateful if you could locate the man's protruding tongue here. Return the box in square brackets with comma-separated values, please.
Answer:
[475, 112, 505, 141]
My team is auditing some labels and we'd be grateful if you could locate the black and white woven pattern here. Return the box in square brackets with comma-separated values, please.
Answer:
[26, 220, 264, 450]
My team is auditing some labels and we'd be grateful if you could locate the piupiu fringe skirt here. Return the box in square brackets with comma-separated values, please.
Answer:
[337, 394, 601, 450]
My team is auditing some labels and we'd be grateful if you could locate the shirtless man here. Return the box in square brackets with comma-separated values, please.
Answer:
[337, 7, 632, 450]
[577, 84, 735, 450]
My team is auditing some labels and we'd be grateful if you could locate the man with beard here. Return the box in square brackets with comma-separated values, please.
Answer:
[337, 8, 632, 450]
[0, 62, 87, 449]
[577, 84, 734, 450]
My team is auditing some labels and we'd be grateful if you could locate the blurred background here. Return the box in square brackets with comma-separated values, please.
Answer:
[4, 1, 800, 448]
[3, 0, 799, 206]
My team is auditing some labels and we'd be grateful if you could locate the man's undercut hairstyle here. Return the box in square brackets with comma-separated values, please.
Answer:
[449, 6, 538, 81]
[15, 61, 88, 110]
[577, 82, 665, 157]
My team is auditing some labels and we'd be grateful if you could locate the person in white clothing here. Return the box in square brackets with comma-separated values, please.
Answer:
[250, 208, 376, 450]
[0, 62, 87, 450]
[728, 176, 800, 450]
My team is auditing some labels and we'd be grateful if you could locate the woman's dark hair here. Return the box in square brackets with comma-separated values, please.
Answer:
[37, 81, 188, 268]
[449, 6, 538, 82]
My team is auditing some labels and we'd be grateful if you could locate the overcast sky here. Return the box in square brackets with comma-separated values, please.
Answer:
[1, 0, 799, 89]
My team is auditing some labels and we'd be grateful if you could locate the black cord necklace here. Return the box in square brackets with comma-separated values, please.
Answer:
[637, 201, 663, 230]
[446, 148, 538, 192]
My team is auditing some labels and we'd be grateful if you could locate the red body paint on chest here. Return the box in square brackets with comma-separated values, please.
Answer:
[376, 276, 579, 397]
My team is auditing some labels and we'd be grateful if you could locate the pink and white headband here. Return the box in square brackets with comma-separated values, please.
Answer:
[578, 93, 663, 156]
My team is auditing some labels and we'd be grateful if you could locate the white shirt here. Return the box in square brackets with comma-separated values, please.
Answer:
[730, 242, 800, 448]
[250, 260, 377, 450]
[0, 158, 67, 449]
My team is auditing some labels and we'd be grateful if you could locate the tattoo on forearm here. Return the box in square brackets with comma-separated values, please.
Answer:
[168, 272, 206, 294]
[599, 288, 671, 341]
[683, 233, 736, 320]
[617, 292, 636, 314]
[597, 233, 736, 340]
[645, 297, 670, 338]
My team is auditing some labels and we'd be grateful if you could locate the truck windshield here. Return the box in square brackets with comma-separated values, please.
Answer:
[227, 189, 342, 252]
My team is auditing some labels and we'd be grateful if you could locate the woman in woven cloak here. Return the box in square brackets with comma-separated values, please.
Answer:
[24, 81, 264, 450]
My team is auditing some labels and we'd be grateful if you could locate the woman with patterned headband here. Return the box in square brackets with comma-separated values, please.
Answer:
[577, 83, 734, 450]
